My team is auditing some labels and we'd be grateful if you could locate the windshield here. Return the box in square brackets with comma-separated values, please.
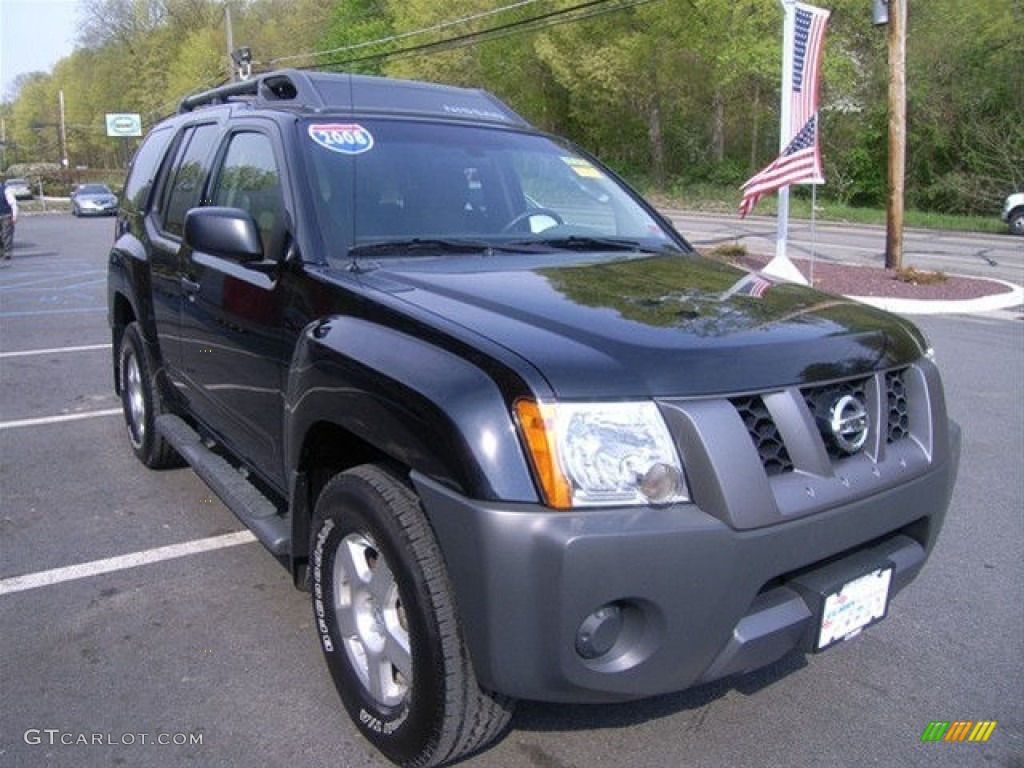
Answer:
[301, 119, 683, 263]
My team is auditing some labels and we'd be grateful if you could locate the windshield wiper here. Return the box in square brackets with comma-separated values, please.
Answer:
[506, 235, 679, 254]
[348, 238, 496, 258]
[346, 236, 684, 263]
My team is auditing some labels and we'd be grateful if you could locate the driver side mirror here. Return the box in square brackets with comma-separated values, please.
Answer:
[184, 206, 263, 263]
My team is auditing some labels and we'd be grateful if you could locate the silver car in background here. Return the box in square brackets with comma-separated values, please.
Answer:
[71, 183, 118, 217]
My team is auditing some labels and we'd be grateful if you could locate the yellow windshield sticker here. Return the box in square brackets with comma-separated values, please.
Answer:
[562, 157, 604, 179]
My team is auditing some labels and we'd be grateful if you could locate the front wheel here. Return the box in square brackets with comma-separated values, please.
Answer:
[310, 465, 514, 767]
[1009, 209, 1024, 236]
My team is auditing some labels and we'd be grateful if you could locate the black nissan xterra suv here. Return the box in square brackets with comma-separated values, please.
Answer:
[107, 70, 960, 767]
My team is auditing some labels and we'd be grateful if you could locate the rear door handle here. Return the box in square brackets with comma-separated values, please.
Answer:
[181, 277, 200, 296]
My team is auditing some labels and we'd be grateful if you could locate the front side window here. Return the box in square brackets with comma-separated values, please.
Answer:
[302, 120, 680, 263]
[210, 131, 284, 260]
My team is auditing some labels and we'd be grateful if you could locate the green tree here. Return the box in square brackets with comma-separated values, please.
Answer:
[906, 0, 1023, 213]
[7, 73, 60, 166]
[2, 0, 1018, 215]
[310, 0, 395, 74]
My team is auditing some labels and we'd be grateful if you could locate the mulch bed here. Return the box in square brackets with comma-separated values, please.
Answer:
[722, 253, 1012, 300]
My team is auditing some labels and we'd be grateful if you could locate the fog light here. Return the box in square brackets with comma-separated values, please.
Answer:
[575, 604, 623, 659]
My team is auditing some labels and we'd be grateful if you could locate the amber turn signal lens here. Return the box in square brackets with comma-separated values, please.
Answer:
[514, 399, 573, 509]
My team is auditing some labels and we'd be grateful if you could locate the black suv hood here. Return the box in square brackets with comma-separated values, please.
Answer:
[362, 253, 927, 398]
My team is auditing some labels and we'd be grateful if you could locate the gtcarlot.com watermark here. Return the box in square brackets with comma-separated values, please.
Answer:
[24, 729, 203, 747]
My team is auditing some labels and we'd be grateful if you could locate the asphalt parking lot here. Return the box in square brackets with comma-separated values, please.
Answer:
[1, 214, 1021, 768]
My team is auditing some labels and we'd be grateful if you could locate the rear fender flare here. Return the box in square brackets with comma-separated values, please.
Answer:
[108, 233, 168, 394]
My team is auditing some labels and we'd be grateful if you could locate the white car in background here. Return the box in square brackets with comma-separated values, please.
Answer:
[5, 178, 32, 200]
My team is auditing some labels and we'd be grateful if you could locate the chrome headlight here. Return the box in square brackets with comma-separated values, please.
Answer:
[515, 400, 688, 509]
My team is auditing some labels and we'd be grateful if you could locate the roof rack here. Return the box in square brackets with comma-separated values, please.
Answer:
[177, 69, 529, 127]
[178, 70, 313, 113]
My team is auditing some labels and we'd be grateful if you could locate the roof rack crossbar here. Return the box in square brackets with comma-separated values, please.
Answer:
[178, 71, 320, 114]
[179, 78, 258, 113]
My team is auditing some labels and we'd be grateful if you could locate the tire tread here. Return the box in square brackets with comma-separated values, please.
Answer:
[336, 465, 514, 767]
[120, 322, 180, 469]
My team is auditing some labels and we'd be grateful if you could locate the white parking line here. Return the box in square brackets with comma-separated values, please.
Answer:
[0, 531, 258, 596]
[0, 273, 105, 291]
[0, 409, 122, 430]
[0, 307, 106, 317]
[0, 343, 111, 359]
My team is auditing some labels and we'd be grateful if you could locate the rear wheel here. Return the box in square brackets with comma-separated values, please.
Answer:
[310, 465, 514, 767]
[118, 322, 179, 468]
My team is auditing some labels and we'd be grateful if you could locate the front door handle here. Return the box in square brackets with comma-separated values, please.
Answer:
[181, 276, 200, 301]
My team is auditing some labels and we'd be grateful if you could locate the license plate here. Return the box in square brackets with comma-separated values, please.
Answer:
[817, 567, 892, 650]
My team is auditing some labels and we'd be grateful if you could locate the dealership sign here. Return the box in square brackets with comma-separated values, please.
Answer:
[105, 113, 143, 137]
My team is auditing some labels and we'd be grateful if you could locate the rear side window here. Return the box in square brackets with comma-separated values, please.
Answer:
[161, 123, 220, 237]
[122, 127, 174, 212]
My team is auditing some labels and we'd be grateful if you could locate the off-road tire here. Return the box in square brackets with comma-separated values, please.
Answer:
[310, 464, 514, 767]
[118, 322, 180, 468]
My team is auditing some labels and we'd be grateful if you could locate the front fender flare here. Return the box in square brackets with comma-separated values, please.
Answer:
[284, 315, 538, 503]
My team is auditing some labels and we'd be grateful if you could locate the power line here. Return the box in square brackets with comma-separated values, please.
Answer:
[270, 0, 544, 67]
[153, 0, 659, 123]
[310, 0, 659, 71]
[445, 0, 660, 60]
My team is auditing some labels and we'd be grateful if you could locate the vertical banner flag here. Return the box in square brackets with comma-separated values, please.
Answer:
[740, 2, 830, 217]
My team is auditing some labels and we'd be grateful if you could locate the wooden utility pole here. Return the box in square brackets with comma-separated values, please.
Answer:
[885, 0, 907, 270]
[225, 4, 236, 82]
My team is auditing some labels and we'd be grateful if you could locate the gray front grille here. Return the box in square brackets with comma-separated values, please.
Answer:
[885, 369, 910, 443]
[731, 395, 793, 476]
[659, 363, 943, 531]
[731, 367, 913, 475]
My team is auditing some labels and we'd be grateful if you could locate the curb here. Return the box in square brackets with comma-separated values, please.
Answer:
[845, 276, 1023, 315]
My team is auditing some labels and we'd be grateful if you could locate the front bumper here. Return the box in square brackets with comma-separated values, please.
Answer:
[414, 420, 960, 703]
[78, 205, 117, 216]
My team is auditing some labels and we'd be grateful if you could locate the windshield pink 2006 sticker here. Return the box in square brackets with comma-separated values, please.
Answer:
[308, 124, 375, 155]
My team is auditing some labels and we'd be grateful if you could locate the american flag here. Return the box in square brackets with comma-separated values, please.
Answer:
[790, 3, 829, 139]
[719, 272, 775, 300]
[739, 2, 830, 218]
[739, 115, 821, 218]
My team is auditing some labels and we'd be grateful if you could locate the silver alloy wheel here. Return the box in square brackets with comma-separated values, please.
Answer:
[334, 531, 412, 708]
[123, 347, 146, 448]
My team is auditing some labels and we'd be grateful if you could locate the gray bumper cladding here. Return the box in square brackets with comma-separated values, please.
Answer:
[414, 417, 959, 704]
[698, 533, 924, 684]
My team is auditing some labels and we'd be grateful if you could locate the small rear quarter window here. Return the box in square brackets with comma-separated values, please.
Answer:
[122, 127, 175, 212]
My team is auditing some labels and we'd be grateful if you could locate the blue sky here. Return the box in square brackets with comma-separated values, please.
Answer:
[1, 0, 80, 99]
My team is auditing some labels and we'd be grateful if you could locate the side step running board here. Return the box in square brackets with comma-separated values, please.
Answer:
[156, 414, 291, 556]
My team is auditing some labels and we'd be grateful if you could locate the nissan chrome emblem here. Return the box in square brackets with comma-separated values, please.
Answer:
[828, 394, 869, 454]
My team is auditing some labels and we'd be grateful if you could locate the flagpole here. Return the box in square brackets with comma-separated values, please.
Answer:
[810, 182, 817, 284]
[761, 0, 809, 285]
